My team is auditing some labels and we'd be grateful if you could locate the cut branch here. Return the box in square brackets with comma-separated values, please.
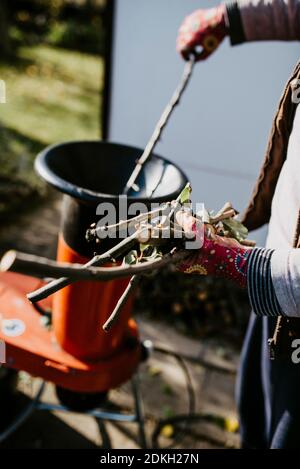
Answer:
[103, 275, 140, 332]
[123, 58, 195, 195]
[1, 249, 189, 282]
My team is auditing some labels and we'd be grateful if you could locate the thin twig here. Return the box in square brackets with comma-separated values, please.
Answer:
[103, 275, 140, 332]
[123, 58, 195, 195]
[239, 239, 256, 247]
[136, 225, 185, 245]
[210, 209, 236, 224]
[215, 202, 234, 217]
[96, 203, 171, 236]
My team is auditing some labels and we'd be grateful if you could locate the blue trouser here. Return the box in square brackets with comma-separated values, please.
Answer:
[237, 313, 300, 449]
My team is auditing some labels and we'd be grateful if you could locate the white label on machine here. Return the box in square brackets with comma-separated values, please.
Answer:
[1, 318, 26, 338]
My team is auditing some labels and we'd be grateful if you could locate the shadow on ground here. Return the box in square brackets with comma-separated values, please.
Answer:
[0, 394, 100, 449]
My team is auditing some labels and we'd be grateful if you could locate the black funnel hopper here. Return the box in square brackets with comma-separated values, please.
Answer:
[35, 140, 188, 257]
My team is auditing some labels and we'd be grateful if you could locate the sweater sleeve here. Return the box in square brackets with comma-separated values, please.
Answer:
[271, 248, 300, 317]
[247, 248, 285, 317]
[225, 0, 300, 45]
[247, 248, 300, 317]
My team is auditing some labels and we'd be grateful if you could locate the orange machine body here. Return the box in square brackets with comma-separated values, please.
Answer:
[0, 271, 141, 393]
[53, 235, 136, 361]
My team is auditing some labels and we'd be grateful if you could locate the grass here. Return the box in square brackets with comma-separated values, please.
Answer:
[0, 45, 103, 217]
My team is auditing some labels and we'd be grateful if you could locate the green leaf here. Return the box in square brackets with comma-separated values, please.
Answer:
[223, 218, 248, 242]
[123, 250, 138, 265]
[140, 244, 152, 254]
[179, 184, 192, 205]
[139, 245, 163, 261]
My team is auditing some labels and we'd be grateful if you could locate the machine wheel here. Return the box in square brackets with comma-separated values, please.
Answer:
[55, 385, 108, 412]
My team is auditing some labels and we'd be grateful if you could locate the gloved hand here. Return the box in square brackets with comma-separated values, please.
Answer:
[176, 211, 252, 288]
[177, 5, 227, 61]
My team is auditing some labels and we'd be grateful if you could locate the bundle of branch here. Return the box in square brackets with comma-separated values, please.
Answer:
[87, 185, 255, 331]
[0, 183, 255, 333]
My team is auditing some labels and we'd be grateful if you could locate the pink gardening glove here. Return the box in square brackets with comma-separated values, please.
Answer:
[176, 211, 252, 288]
[177, 5, 227, 61]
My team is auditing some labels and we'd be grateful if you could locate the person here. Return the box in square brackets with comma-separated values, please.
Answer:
[176, 1, 300, 449]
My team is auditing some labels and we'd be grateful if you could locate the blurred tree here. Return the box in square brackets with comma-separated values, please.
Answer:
[4, 0, 106, 55]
